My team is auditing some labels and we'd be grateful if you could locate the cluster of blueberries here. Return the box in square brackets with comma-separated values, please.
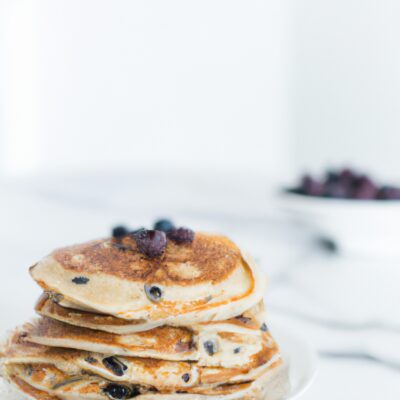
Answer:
[288, 168, 400, 200]
[112, 219, 194, 258]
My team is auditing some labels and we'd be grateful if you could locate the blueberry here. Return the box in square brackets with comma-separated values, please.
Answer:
[84, 356, 97, 364]
[203, 339, 218, 356]
[377, 186, 391, 199]
[235, 315, 251, 324]
[377, 186, 400, 200]
[318, 237, 337, 253]
[338, 168, 352, 178]
[387, 187, 400, 200]
[112, 225, 129, 238]
[167, 227, 195, 244]
[338, 168, 355, 184]
[72, 276, 89, 285]
[351, 176, 377, 199]
[103, 384, 139, 399]
[300, 175, 324, 196]
[323, 182, 348, 198]
[182, 373, 190, 383]
[260, 323, 268, 332]
[154, 219, 175, 232]
[144, 284, 163, 302]
[102, 356, 128, 377]
[233, 347, 241, 354]
[325, 170, 340, 184]
[336, 168, 356, 192]
[134, 229, 167, 258]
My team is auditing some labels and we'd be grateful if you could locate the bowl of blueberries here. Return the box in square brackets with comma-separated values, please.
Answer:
[281, 167, 400, 256]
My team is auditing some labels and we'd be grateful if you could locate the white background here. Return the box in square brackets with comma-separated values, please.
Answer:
[290, 0, 400, 179]
[3, 1, 400, 180]
[1, 0, 289, 178]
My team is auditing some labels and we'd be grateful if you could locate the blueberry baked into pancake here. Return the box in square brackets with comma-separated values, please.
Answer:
[0, 220, 289, 399]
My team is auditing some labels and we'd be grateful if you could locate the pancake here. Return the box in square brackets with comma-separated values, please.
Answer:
[7, 375, 59, 400]
[1, 334, 281, 390]
[29, 233, 265, 325]
[2, 359, 289, 400]
[20, 317, 274, 369]
[35, 292, 163, 334]
[35, 293, 267, 334]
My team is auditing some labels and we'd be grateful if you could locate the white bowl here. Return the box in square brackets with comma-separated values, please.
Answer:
[279, 191, 400, 256]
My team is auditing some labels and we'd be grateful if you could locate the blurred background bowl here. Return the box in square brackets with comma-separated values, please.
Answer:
[280, 191, 400, 256]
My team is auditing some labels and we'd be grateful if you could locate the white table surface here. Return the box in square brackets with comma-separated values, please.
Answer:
[0, 173, 399, 399]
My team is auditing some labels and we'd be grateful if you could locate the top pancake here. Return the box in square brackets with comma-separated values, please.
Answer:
[30, 233, 265, 323]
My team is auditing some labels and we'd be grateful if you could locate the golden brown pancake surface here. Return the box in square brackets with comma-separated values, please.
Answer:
[42, 233, 241, 285]
[8, 375, 60, 400]
[24, 317, 194, 357]
[35, 293, 147, 328]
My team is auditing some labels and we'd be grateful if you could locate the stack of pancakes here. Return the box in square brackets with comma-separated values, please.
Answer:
[1, 231, 289, 399]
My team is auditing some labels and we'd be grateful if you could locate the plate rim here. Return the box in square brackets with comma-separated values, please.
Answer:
[271, 322, 319, 400]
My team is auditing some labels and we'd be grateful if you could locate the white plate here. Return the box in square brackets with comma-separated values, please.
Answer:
[0, 380, 21, 400]
[0, 324, 317, 400]
[273, 323, 318, 399]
